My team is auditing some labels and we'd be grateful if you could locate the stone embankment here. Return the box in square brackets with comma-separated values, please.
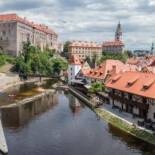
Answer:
[0, 73, 20, 90]
[0, 89, 55, 109]
[1, 76, 51, 92]
[69, 86, 155, 146]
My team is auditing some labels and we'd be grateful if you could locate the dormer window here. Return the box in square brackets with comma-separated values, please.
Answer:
[94, 71, 97, 75]
[143, 79, 154, 90]
[111, 75, 121, 83]
[100, 72, 103, 76]
[127, 77, 139, 86]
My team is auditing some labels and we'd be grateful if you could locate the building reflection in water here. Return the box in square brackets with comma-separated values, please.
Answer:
[1, 91, 58, 128]
[68, 93, 85, 114]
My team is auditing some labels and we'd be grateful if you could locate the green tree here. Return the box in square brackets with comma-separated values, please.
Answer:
[51, 57, 68, 76]
[125, 50, 133, 58]
[52, 61, 61, 76]
[14, 41, 68, 77]
[99, 52, 129, 64]
[22, 41, 32, 63]
[63, 41, 71, 53]
[89, 82, 105, 93]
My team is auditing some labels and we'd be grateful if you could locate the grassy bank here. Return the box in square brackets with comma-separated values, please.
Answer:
[69, 86, 155, 145]
[95, 108, 155, 145]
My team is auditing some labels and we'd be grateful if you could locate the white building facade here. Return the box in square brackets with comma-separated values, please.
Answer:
[68, 55, 82, 84]
[0, 13, 58, 56]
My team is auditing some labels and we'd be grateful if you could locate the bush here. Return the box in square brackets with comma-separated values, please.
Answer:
[89, 82, 105, 93]
[0, 54, 15, 67]
[14, 41, 68, 76]
[99, 52, 129, 64]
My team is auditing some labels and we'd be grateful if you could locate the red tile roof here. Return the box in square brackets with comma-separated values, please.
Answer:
[84, 60, 126, 80]
[69, 55, 81, 65]
[102, 40, 124, 47]
[0, 13, 57, 36]
[127, 58, 140, 65]
[149, 58, 155, 67]
[69, 41, 102, 48]
[84, 59, 139, 80]
[106, 71, 155, 99]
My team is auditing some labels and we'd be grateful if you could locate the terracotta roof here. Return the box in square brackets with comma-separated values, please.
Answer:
[102, 40, 124, 47]
[149, 58, 155, 67]
[69, 41, 102, 48]
[84, 59, 138, 80]
[84, 59, 126, 80]
[0, 13, 57, 36]
[106, 71, 155, 99]
[127, 58, 140, 65]
[69, 55, 81, 65]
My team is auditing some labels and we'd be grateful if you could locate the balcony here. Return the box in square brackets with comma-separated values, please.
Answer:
[109, 93, 149, 110]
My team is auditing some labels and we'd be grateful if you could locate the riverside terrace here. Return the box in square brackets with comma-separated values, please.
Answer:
[105, 71, 155, 131]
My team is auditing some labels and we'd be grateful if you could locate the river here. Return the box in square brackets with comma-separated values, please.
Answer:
[0, 81, 155, 155]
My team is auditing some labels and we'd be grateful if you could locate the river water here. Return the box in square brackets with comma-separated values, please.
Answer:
[0, 81, 155, 155]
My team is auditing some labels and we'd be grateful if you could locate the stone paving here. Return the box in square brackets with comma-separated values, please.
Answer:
[101, 103, 144, 125]
[0, 73, 19, 91]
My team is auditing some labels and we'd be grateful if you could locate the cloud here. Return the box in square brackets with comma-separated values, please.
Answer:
[0, 0, 154, 50]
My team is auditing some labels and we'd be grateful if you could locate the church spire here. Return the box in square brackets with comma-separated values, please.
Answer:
[115, 21, 122, 41]
[151, 42, 154, 55]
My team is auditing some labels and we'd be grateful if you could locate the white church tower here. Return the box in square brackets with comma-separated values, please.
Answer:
[68, 55, 82, 85]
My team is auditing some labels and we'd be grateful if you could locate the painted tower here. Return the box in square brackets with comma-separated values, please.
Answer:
[68, 55, 82, 84]
[115, 22, 122, 41]
[151, 43, 154, 55]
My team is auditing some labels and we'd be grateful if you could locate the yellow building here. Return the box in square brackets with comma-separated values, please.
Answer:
[69, 41, 102, 60]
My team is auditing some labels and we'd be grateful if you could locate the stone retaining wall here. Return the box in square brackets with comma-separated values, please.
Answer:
[69, 86, 155, 146]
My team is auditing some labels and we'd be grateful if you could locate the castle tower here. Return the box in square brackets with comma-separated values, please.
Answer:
[151, 42, 154, 55]
[115, 21, 122, 41]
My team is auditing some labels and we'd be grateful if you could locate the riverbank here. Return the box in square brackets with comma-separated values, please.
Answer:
[68, 86, 155, 146]
[0, 89, 55, 109]
[1, 77, 51, 92]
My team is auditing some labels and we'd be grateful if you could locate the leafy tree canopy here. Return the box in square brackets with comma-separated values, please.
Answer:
[89, 82, 105, 93]
[98, 51, 129, 64]
[63, 41, 71, 53]
[14, 41, 68, 77]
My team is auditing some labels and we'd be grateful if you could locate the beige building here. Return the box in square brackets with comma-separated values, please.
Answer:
[102, 22, 124, 53]
[0, 13, 58, 56]
[69, 41, 102, 60]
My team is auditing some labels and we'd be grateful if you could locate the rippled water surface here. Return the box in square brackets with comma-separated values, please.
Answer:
[0, 82, 155, 155]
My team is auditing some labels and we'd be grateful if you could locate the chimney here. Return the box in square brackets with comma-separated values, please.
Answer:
[112, 65, 116, 73]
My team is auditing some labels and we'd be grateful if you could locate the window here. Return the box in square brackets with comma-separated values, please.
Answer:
[132, 95, 142, 103]
[147, 99, 155, 104]
[124, 93, 129, 99]
[2, 31, 6, 36]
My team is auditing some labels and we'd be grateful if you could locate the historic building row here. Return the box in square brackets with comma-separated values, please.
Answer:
[0, 13, 58, 56]
[68, 22, 125, 60]
[68, 55, 155, 123]
[106, 71, 155, 121]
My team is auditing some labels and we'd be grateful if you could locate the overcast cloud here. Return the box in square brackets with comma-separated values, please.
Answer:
[0, 0, 155, 50]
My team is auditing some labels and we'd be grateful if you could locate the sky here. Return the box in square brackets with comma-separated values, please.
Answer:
[0, 0, 155, 50]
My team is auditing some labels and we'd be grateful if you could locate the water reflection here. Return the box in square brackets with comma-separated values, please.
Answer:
[1, 92, 57, 128]
[108, 124, 155, 155]
[0, 88, 155, 155]
[68, 93, 84, 114]
[0, 79, 58, 106]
